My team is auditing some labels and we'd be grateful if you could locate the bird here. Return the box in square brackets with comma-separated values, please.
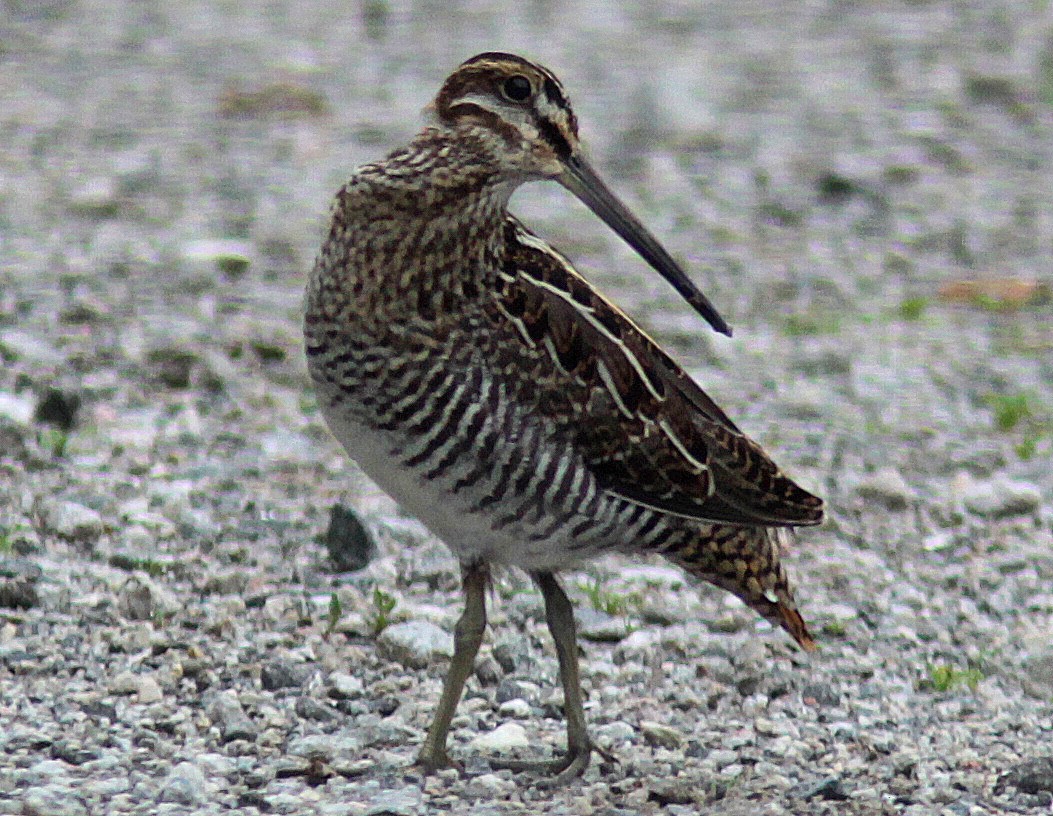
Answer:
[304, 52, 823, 784]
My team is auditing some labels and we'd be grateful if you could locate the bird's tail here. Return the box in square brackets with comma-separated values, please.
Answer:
[662, 525, 815, 651]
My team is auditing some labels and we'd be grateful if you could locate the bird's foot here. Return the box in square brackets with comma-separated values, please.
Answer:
[489, 741, 613, 787]
[415, 746, 461, 774]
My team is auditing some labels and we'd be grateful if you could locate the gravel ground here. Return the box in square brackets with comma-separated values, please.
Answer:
[2, 2, 1053, 814]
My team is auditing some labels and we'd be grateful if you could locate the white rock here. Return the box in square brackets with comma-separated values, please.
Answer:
[376, 621, 453, 669]
[69, 176, 118, 213]
[328, 671, 364, 699]
[468, 722, 529, 754]
[464, 772, 516, 798]
[181, 238, 252, 264]
[158, 761, 207, 805]
[110, 670, 140, 695]
[136, 675, 163, 704]
[0, 391, 35, 425]
[39, 500, 103, 544]
[853, 467, 914, 510]
[962, 476, 1042, 518]
[497, 698, 532, 718]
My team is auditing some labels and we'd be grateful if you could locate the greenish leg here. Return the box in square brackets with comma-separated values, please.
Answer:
[492, 571, 596, 784]
[416, 562, 488, 772]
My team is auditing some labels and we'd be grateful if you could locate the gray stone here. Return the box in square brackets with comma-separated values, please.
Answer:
[181, 238, 251, 267]
[158, 761, 207, 805]
[962, 477, 1042, 518]
[136, 675, 163, 703]
[577, 607, 630, 642]
[327, 671, 364, 699]
[801, 682, 841, 707]
[69, 176, 119, 216]
[22, 786, 88, 816]
[854, 467, 914, 510]
[365, 788, 423, 816]
[109, 670, 140, 695]
[285, 733, 361, 763]
[492, 634, 534, 674]
[1022, 650, 1053, 698]
[464, 772, 516, 798]
[648, 778, 698, 806]
[468, 722, 529, 754]
[708, 749, 738, 769]
[118, 574, 180, 621]
[640, 720, 684, 750]
[495, 678, 540, 705]
[376, 620, 453, 669]
[261, 658, 312, 690]
[597, 720, 636, 746]
[210, 691, 258, 742]
[39, 500, 102, 544]
[996, 758, 1053, 795]
[295, 696, 341, 722]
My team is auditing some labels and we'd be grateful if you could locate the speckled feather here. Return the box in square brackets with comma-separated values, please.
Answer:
[304, 52, 822, 649]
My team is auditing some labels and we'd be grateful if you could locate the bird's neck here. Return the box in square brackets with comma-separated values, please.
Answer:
[308, 128, 518, 334]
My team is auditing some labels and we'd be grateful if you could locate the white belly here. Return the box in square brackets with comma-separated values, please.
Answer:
[319, 399, 590, 571]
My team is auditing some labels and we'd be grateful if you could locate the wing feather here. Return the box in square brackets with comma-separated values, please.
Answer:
[490, 218, 823, 528]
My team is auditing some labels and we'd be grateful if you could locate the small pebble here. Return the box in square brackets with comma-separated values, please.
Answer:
[468, 722, 529, 754]
[640, 720, 684, 750]
[158, 761, 207, 805]
[39, 500, 103, 545]
[376, 621, 453, 669]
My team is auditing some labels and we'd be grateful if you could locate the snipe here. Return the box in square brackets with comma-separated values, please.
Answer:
[304, 52, 823, 784]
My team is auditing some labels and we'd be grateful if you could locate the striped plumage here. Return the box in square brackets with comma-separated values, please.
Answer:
[304, 52, 823, 782]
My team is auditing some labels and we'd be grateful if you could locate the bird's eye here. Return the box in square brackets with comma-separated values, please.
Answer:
[501, 75, 533, 103]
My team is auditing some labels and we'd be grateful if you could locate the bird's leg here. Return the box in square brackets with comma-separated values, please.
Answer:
[416, 561, 488, 772]
[491, 571, 598, 785]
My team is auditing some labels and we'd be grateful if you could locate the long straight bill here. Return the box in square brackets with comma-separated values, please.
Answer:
[560, 153, 732, 337]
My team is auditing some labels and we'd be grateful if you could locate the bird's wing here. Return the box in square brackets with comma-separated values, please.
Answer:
[488, 218, 823, 527]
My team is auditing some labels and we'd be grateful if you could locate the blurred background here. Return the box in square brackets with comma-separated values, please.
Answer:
[2, 0, 1051, 494]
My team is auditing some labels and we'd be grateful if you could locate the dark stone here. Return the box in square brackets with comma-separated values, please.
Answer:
[648, 778, 698, 806]
[996, 758, 1053, 795]
[210, 694, 258, 742]
[261, 658, 311, 690]
[146, 347, 198, 388]
[0, 557, 42, 582]
[51, 739, 100, 765]
[474, 655, 502, 686]
[802, 681, 841, 707]
[495, 678, 538, 705]
[796, 776, 850, 801]
[324, 504, 375, 572]
[294, 696, 340, 723]
[34, 387, 81, 430]
[237, 791, 273, 811]
[492, 634, 533, 675]
[368, 696, 400, 716]
[0, 578, 38, 609]
[80, 700, 118, 720]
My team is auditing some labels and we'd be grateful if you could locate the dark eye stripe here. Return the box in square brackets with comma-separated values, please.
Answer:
[542, 76, 564, 106]
[537, 118, 572, 159]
